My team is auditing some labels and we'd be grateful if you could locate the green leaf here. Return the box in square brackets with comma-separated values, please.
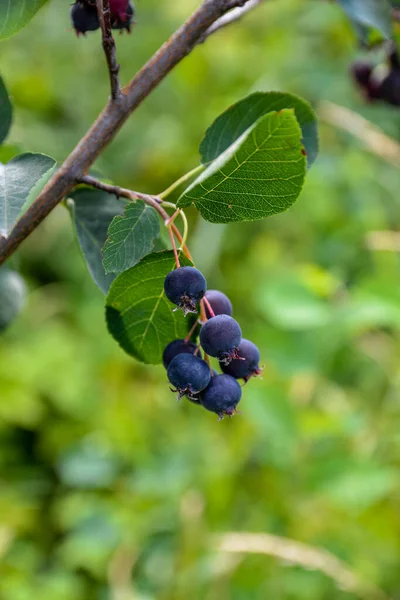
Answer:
[0, 76, 12, 144]
[0, 0, 49, 40]
[102, 201, 160, 274]
[178, 109, 306, 224]
[106, 250, 192, 364]
[0, 268, 26, 332]
[200, 92, 318, 169]
[0, 153, 56, 237]
[337, 0, 393, 39]
[68, 188, 125, 295]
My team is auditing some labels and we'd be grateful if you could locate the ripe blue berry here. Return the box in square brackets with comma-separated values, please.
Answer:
[200, 315, 242, 364]
[162, 339, 201, 369]
[70, 2, 100, 35]
[167, 354, 211, 400]
[204, 290, 233, 318]
[164, 267, 206, 316]
[200, 374, 242, 419]
[221, 339, 261, 382]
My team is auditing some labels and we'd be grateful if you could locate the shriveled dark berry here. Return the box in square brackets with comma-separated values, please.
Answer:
[111, 0, 135, 31]
[164, 266, 206, 316]
[162, 339, 201, 369]
[200, 374, 242, 419]
[350, 61, 373, 86]
[70, 2, 100, 35]
[204, 290, 233, 318]
[200, 315, 242, 364]
[377, 70, 400, 106]
[167, 354, 211, 400]
[221, 339, 261, 382]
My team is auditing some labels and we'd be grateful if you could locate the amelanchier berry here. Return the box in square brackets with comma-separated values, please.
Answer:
[204, 290, 233, 319]
[164, 266, 207, 316]
[70, 1, 100, 35]
[167, 354, 211, 400]
[200, 314, 242, 364]
[222, 339, 262, 382]
[162, 339, 201, 369]
[111, 0, 135, 31]
[200, 374, 242, 420]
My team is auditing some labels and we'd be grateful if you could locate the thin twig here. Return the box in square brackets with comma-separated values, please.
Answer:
[96, 0, 121, 100]
[319, 101, 400, 169]
[215, 532, 391, 600]
[0, 0, 255, 266]
[77, 175, 193, 260]
[200, 0, 264, 42]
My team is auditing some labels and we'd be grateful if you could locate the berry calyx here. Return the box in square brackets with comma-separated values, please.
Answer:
[167, 354, 211, 400]
[221, 338, 262, 382]
[70, 1, 100, 35]
[164, 266, 207, 316]
[200, 314, 242, 364]
[162, 339, 201, 369]
[200, 374, 242, 420]
[204, 290, 233, 318]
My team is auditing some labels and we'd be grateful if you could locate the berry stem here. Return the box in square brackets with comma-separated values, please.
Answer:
[168, 227, 181, 269]
[162, 202, 189, 253]
[158, 164, 205, 200]
[202, 296, 216, 318]
[184, 319, 199, 343]
[199, 299, 208, 323]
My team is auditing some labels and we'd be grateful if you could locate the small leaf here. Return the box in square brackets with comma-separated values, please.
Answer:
[68, 188, 125, 294]
[106, 250, 192, 364]
[0, 153, 56, 237]
[200, 91, 318, 168]
[337, 0, 392, 39]
[103, 201, 160, 274]
[0, 76, 12, 144]
[0, 0, 50, 40]
[178, 110, 306, 224]
[0, 268, 26, 332]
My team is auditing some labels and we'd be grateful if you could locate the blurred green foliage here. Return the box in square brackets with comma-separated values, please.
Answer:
[1, 0, 400, 598]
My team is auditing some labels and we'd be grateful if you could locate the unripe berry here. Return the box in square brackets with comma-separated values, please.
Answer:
[200, 315, 242, 364]
[167, 354, 211, 400]
[162, 339, 201, 369]
[200, 374, 242, 419]
[70, 1, 100, 35]
[164, 267, 206, 316]
[204, 290, 233, 318]
[221, 339, 261, 382]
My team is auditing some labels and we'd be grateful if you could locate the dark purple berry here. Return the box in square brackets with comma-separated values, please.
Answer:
[204, 290, 233, 319]
[200, 315, 242, 364]
[167, 354, 211, 400]
[377, 70, 400, 106]
[70, 2, 100, 35]
[111, 0, 135, 32]
[350, 61, 373, 86]
[200, 374, 242, 420]
[221, 339, 262, 382]
[162, 339, 201, 369]
[164, 267, 206, 316]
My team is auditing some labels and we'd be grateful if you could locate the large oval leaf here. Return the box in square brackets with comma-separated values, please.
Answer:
[68, 188, 125, 295]
[0, 76, 12, 145]
[200, 92, 318, 169]
[106, 251, 192, 364]
[102, 201, 160, 274]
[0, 0, 50, 40]
[0, 153, 56, 237]
[178, 109, 306, 224]
[0, 268, 26, 332]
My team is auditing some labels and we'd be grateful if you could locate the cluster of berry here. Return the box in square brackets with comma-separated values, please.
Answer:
[351, 50, 400, 107]
[162, 266, 262, 420]
[70, 0, 135, 35]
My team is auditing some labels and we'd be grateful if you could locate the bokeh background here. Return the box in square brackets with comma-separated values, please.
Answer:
[1, 0, 400, 598]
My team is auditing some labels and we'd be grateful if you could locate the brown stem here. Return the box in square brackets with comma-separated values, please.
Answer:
[202, 296, 216, 318]
[185, 319, 200, 343]
[96, 0, 121, 100]
[200, 0, 264, 42]
[0, 0, 255, 266]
